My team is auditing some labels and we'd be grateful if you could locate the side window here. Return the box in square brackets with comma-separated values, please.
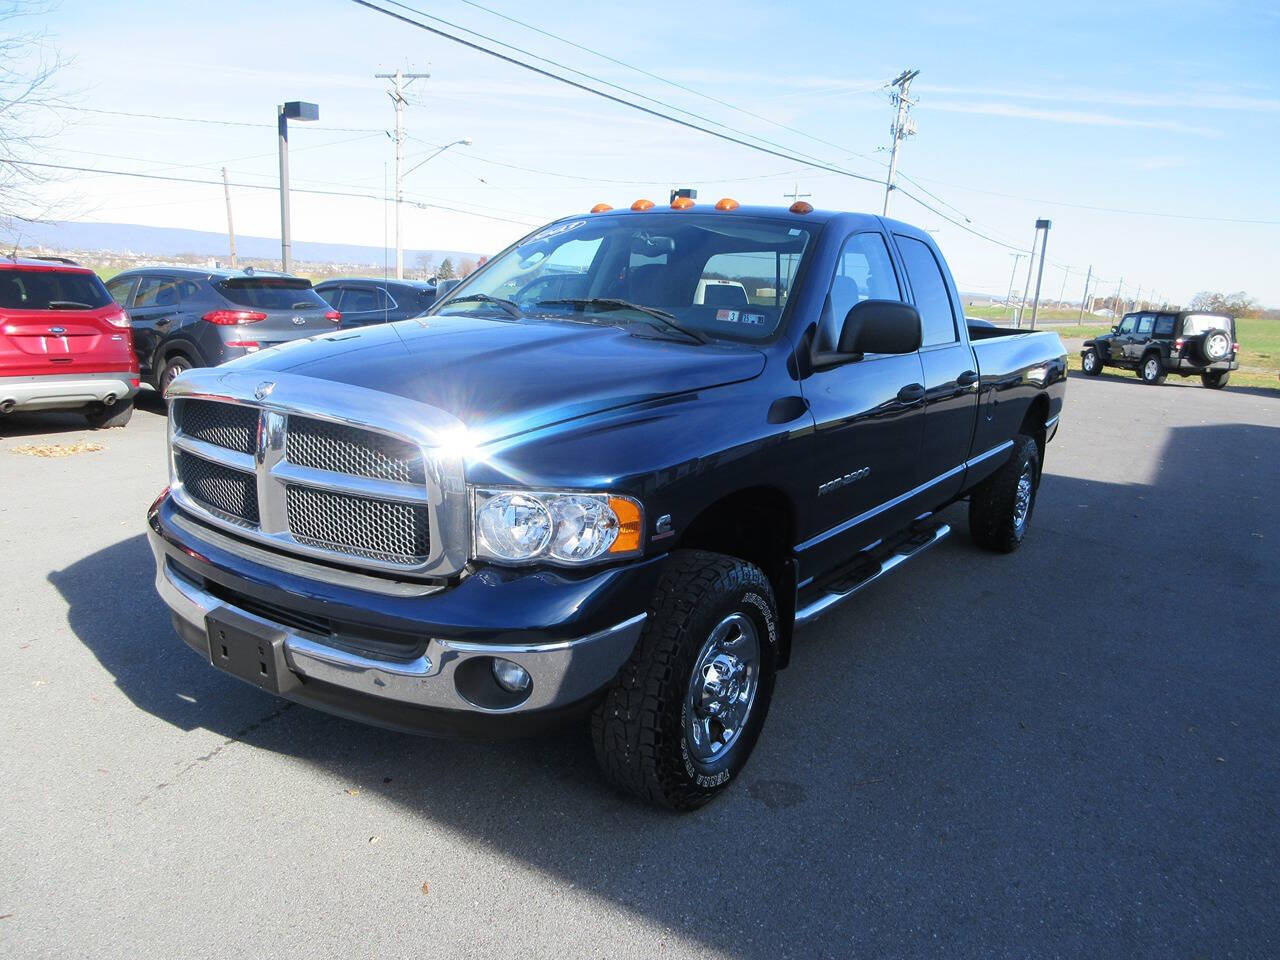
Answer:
[1118, 315, 1136, 334]
[133, 276, 164, 308]
[819, 232, 900, 350]
[106, 277, 134, 306]
[318, 286, 343, 309]
[342, 287, 380, 312]
[895, 235, 958, 346]
[374, 287, 395, 310]
[1154, 314, 1175, 336]
[1136, 315, 1154, 336]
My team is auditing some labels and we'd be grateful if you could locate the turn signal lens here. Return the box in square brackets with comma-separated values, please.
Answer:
[203, 309, 267, 325]
[671, 196, 695, 210]
[631, 198, 655, 211]
[590, 202, 613, 213]
[715, 197, 740, 211]
[789, 200, 814, 214]
[607, 496, 643, 554]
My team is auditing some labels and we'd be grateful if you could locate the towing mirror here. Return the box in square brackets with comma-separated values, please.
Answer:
[838, 300, 922, 355]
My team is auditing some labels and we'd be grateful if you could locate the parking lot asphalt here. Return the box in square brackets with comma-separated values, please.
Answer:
[1, 376, 1277, 960]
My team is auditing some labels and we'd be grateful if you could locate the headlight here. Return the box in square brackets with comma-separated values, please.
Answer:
[473, 488, 643, 565]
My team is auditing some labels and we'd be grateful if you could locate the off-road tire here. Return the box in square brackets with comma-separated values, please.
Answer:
[591, 550, 778, 811]
[1196, 329, 1232, 364]
[969, 433, 1040, 554]
[85, 399, 134, 429]
[1081, 348, 1102, 376]
[1140, 353, 1167, 385]
[1201, 371, 1230, 389]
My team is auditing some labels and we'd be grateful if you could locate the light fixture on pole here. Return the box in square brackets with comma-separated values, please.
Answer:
[277, 100, 319, 274]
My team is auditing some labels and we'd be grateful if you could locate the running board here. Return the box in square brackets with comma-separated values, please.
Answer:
[794, 523, 951, 626]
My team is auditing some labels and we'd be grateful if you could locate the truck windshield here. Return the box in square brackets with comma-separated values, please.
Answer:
[434, 213, 815, 342]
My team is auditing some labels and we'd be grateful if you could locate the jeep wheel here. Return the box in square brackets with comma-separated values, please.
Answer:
[591, 550, 778, 811]
[969, 434, 1040, 554]
[1140, 354, 1167, 385]
[1081, 348, 1102, 376]
[1201, 371, 1230, 389]
[1198, 329, 1232, 363]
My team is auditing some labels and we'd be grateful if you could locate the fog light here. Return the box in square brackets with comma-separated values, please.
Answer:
[492, 658, 531, 693]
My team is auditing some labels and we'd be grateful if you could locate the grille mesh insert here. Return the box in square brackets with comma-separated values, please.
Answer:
[178, 399, 258, 455]
[285, 416, 425, 484]
[176, 451, 259, 524]
[286, 485, 429, 565]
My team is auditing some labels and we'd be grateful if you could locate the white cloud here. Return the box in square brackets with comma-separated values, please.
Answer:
[922, 100, 1220, 137]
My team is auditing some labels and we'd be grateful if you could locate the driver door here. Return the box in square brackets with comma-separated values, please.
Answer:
[1109, 314, 1136, 362]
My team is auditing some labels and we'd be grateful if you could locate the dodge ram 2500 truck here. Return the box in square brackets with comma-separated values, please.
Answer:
[147, 201, 1067, 810]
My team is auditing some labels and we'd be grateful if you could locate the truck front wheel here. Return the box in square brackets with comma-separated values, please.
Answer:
[1081, 348, 1102, 376]
[968, 434, 1040, 554]
[591, 550, 778, 811]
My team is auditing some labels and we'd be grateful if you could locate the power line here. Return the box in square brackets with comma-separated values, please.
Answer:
[2, 159, 541, 226]
[348, 0, 889, 189]
[50, 104, 384, 135]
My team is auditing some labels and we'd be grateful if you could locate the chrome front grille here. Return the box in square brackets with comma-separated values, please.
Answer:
[174, 450, 259, 524]
[168, 388, 450, 575]
[178, 398, 258, 455]
[286, 485, 430, 564]
[286, 416, 425, 484]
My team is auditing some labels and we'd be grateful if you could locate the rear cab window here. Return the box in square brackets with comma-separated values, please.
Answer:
[895, 235, 958, 346]
[216, 276, 329, 311]
[0, 268, 113, 311]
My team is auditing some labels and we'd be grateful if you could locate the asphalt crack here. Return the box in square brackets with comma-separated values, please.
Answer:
[137, 701, 296, 805]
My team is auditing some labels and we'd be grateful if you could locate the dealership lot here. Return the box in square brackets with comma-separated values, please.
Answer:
[1, 377, 1276, 959]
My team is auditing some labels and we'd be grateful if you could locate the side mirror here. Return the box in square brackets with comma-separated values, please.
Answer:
[1111, 325, 1119, 333]
[838, 300, 922, 355]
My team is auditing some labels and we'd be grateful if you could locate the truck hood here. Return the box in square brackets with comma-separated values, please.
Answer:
[234, 315, 765, 440]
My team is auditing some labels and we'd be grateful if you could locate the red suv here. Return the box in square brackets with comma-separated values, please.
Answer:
[0, 258, 140, 428]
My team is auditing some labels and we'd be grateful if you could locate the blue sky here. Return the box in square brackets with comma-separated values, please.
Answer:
[19, 0, 1280, 305]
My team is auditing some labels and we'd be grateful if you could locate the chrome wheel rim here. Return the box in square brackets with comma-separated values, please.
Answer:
[1207, 334, 1229, 359]
[1144, 358, 1160, 380]
[1083, 352, 1096, 372]
[162, 361, 188, 389]
[1013, 466, 1034, 533]
[685, 612, 760, 764]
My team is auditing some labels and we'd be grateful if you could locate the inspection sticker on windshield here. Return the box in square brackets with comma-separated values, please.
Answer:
[716, 309, 767, 326]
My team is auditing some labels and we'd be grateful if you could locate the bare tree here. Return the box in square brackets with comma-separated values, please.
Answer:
[414, 252, 435, 278]
[1, 1, 70, 236]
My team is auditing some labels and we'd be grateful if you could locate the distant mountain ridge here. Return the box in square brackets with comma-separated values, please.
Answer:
[10, 220, 483, 267]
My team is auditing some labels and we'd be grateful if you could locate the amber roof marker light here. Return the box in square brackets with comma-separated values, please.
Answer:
[789, 200, 814, 215]
[590, 203, 613, 213]
[671, 196, 695, 210]
[630, 198, 655, 211]
[714, 198, 740, 211]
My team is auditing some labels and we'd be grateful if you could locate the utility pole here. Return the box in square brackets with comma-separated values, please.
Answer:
[1113, 276, 1124, 318]
[1057, 265, 1070, 308]
[1005, 253, 1024, 320]
[882, 69, 919, 217]
[1028, 219, 1051, 330]
[376, 67, 430, 280]
[1077, 265, 1092, 325]
[221, 166, 237, 268]
[1017, 225, 1039, 328]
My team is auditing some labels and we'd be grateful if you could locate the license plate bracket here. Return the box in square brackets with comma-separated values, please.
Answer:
[206, 610, 284, 693]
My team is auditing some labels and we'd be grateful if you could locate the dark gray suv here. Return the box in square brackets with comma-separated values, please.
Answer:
[106, 267, 339, 391]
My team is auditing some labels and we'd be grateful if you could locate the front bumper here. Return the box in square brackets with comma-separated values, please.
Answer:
[1, 371, 139, 412]
[148, 494, 662, 737]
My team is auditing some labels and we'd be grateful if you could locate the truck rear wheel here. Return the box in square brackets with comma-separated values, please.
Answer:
[591, 550, 778, 811]
[1201, 371, 1229, 389]
[968, 434, 1040, 554]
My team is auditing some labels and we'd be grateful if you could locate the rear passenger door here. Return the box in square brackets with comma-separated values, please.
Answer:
[894, 233, 979, 502]
[129, 275, 172, 370]
[1124, 314, 1154, 362]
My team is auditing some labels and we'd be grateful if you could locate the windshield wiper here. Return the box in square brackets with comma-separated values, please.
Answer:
[536, 298, 707, 344]
[442, 293, 524, 318]
[47, 300, 93, 310]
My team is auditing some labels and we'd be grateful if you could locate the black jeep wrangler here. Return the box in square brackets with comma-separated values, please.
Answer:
[1080, 310, 1238, 388]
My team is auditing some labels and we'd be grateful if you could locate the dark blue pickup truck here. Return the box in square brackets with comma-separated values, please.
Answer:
[147, 201, 1067, 810]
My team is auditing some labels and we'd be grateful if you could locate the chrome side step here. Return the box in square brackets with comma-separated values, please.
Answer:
[794, 522, 951, 626]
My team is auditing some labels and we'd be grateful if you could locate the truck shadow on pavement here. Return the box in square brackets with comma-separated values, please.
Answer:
[49, 421, 1280, 959]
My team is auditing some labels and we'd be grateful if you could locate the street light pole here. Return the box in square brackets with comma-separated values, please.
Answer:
[277, 100, 319, 274]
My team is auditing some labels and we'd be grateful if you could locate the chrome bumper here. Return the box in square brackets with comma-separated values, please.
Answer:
[155, 558, 646, 715]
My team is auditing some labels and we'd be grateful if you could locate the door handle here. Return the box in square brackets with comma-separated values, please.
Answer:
[957, 369, 979, 387]
[897, 383, 926, 404]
